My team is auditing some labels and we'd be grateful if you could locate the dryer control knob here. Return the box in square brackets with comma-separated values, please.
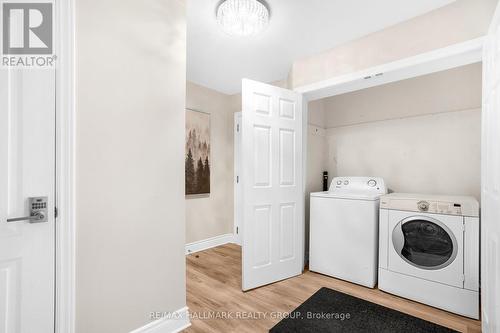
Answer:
[367, 179, 377, 187]
[417, 201, 430, 212]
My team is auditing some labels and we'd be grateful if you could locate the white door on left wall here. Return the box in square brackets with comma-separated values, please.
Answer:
[0, 68, 56, 331]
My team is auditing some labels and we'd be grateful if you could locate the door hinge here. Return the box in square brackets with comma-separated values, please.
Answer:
[54, 207, 58, 219]
[237, 124, 240, 132]
[237, 176, 239, 183]
[236, 227, 239, 234]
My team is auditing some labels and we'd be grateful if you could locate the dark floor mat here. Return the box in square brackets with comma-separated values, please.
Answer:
[270, 287, 457, 333]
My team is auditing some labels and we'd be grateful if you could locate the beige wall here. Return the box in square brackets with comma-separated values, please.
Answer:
[186, 82, 234, 243]
[305, 125, 328, 258]
[323, 63, 482, 127]
[313, 64, 482, 200]
[75, 0, 187, 332]
[308, 99, 326, 128]
[291, 0, 496, 88]
[327, 110, 481, 199]
[304, 100, 328, 259]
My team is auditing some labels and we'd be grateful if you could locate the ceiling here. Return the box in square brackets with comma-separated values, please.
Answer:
[187, 0, 455, 95]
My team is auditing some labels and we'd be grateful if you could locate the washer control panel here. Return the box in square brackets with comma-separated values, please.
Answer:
[396, 199, 463, 215]
[329, 177, 387, 195]
[435, 202, 463, 215]
[382, 198, 464, 215]
[380, 193, 479, 217]
[413, 200, 462, 215]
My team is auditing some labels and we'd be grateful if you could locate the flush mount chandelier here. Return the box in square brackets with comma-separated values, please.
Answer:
[216, 0, 270, 37]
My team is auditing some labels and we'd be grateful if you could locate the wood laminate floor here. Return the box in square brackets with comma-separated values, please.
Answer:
[185, 243, 481, 333]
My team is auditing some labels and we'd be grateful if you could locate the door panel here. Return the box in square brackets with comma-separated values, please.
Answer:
[279, 129, 295, 186]
[253, 205, 271, 268]
[482, 3, 500, 330]
[242, 79, 303, 291]
[279, 203, 295, 262]
[253, 126, 271, 187]
[0, 68, 55, 332]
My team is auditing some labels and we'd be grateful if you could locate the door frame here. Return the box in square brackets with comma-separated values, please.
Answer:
[295, 38, 485, 261]
[293, 32, 490, 326]
[295, 37, 483, 101]
[481, 1, 500, 330]
[54, 0, 76, 332]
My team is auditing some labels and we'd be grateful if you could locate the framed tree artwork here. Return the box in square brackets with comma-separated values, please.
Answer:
[185, 109, 210, 195]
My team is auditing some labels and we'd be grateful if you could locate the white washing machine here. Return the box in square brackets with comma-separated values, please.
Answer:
[378, 193, 480, 319]
[310, 177, 387, 288]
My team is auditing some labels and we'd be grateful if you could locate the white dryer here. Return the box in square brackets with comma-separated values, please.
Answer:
[378, 193, 480, 319]
[310, 177, 387, 288]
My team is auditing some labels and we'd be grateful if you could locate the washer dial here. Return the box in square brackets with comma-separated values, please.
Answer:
[417, 201, 430, 212]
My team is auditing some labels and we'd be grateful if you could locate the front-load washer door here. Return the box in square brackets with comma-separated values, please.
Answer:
[387, 210, 464, 288]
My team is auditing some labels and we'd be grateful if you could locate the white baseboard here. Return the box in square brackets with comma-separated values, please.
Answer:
[185, 233, 235, 255]
[130, 307, 190, 333]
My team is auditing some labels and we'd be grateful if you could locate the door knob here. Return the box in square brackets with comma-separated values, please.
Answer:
[7, 211, 45, 223]
[5, 196, 48, 223]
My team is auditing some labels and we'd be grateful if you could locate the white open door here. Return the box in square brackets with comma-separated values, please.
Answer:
[241, 79, 304, 291]
[481, 3, 500, 332]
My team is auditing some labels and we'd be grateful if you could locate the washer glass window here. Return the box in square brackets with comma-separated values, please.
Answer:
[392, 216, 458, 270]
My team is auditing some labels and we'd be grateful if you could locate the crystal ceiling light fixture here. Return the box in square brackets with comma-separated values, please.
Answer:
[216, 0, 270, 37]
